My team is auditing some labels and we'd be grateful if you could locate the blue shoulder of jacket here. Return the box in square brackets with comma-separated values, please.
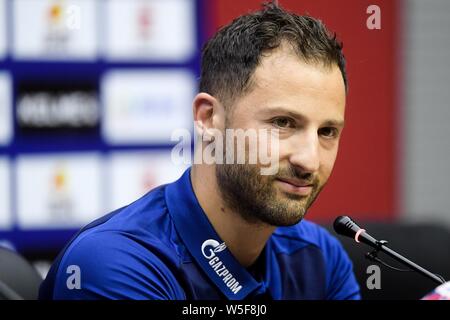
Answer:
[83, 185, 176, 243]
[60, 183, 185, 272]
[51, 185, 187, 299]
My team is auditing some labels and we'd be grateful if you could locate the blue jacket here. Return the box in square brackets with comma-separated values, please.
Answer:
[39, 167, 361, 300]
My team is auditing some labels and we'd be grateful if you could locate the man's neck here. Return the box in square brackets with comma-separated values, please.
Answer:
[190, 164, 276, 268]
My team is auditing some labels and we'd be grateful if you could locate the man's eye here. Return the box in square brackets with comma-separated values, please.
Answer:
[272, 117, 296, 129]
[318, 127, 339, 138]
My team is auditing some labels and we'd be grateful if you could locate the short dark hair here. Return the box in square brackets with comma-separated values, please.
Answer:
[199, 2, 347, 108]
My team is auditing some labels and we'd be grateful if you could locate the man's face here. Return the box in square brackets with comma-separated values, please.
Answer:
[215, 46, 346, 227]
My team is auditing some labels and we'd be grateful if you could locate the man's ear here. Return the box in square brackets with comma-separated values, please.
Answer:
[192, 93, 225, 137]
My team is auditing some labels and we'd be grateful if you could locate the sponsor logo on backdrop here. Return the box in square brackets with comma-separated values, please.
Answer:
[137, 2, 152, 43]
[43, 0, 84, 52]
[102, 70, 195, 144]
[16, 153, 103, 229]
[13, 0, 97, 60]
[16, 82, 99, 132]
[47, 162, 74, 221]
[107, 151, 188, 211]
[104, 0, 195, 61]
[45, 1, 71, 54]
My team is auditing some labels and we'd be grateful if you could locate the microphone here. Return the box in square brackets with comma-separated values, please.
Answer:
[333, 215, 378, 246]
[333, 215, 445, 285]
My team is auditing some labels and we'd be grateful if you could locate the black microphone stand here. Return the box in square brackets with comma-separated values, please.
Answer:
[365, 239, 445, 285]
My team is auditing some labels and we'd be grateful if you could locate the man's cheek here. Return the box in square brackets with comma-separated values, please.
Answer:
[319, 162, 335, 186]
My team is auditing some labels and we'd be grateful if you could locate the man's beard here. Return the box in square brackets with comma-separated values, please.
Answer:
[215, 162, 324, 227]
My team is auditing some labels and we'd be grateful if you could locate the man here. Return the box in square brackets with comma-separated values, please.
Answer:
[40, 3, 360, 300]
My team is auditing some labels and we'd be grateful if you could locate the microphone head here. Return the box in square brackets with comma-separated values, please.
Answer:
[333, 215, 362, 238]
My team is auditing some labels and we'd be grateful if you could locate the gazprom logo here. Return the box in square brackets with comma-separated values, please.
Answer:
[201, 239, 242, 295]
[201, 239, 227, 259]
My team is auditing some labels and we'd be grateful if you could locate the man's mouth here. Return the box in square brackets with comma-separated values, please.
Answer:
[275, 177, 314, 196]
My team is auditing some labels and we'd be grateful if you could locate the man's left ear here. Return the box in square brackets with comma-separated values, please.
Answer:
[192, 92, 225, 137]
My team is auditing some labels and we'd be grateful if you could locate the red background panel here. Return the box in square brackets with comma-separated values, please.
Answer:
[205, 0, 400, 222]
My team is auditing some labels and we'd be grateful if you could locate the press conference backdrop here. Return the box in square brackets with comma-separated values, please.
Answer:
[0, 0, 450, 294]
[0, 0, 202, 255]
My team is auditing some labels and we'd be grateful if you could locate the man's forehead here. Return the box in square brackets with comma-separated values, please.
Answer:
[255, 55, 342, 90]
[226, 45, 346, 124]
[247, 59, 345, 107]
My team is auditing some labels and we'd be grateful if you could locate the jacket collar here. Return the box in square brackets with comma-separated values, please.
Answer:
[165, 168, 263, 300]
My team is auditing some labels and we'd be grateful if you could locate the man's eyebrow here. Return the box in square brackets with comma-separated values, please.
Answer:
[263, 106, 345, 128]
[263, 106, 307, 120]
[322, 119, 345, 128]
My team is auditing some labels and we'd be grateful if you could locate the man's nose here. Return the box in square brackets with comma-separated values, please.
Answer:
[288, 130, 320, 175]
